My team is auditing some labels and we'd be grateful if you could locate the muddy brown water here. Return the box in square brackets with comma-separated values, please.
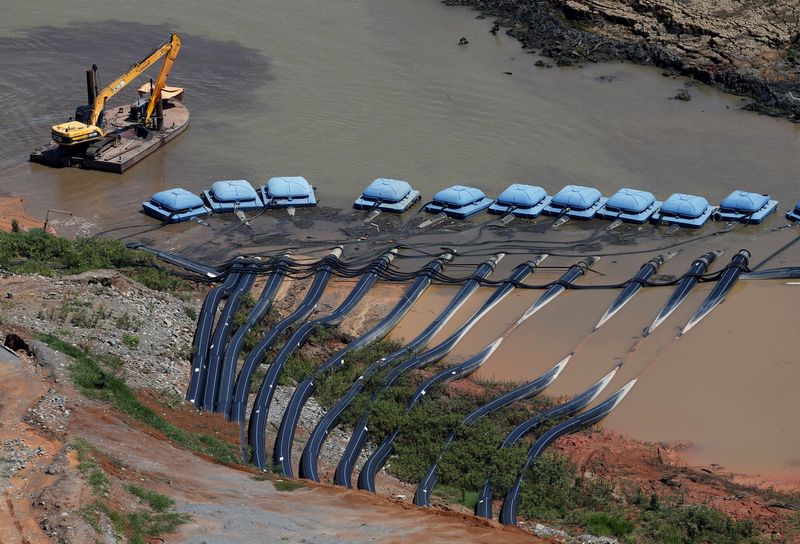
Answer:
[1, 1, 799, 480]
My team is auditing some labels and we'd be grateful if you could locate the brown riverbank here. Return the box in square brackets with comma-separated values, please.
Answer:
[2, 269, 799, 541]
[444, 0, 800, 120]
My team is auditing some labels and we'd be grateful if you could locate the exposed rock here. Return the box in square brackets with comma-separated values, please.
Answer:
[444, 0, 800, 120]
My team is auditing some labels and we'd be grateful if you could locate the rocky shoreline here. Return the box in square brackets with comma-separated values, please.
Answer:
[444, 0, 800, 120]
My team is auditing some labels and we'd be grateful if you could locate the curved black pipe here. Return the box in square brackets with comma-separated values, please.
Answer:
[412, 357, 569, 507]
[357, 339, 504, 493]
[216, 259, 289, 416]
[499, 380, 637, 526]
[682, 249, 750, 335]
[201, 265, 258, 411]
[332, 256, 547, 488]
[185, 263, 245, 406]
[229, 249, 342, 433]
[246, 250, 397, 469]
[271, 253, 452, 475]
[645, 249, 723, 336]
[296, 255, 503, 482]
[474, 365, 619, 519]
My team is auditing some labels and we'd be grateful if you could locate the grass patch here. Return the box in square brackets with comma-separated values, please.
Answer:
[584, 512, 634, 538]
[74, 441, 190, 543]
[0, 230, 193, 293]
[127, 484, 175, 512]
[273, 479, 304, 492]
[38, 333, 239, 465]
[122, 333, 140, 348]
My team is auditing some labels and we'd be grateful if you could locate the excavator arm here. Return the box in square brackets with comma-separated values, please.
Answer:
[89, 33, 181, 126]
[51, 33, 181, 146]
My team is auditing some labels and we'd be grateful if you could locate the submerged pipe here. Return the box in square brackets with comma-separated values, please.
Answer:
[513, 256, 600, 326]
[230, 248, 342, 449]
[330, 255, 548, 487]
[246, 249, 396, 469]
[272, 253, 453, 475]
[296, 254, 504, 481]
[475, 365, 620, 519]
[682, 249, 750, 335]
[412, 356, 569, 507]
[499, 379, 637, 526]
[645, 249, 723, 336]
[595, 251, 678, 331]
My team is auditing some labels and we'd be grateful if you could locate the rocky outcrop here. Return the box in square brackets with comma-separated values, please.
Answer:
[444, 0, 800, 120]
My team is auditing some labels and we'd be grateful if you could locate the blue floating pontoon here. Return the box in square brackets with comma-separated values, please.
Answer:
[260, 176, 317, 208]
[424, 185, 493, 219]
[651, 193, 716, 228]
[788, 200, 800, 222]
[202, 180, 264, 212]
[142, 188, 210, 223]
[353, 178, 420, 212]
[541, 185, 607, 220]
[713, 190, 777, 224]
[595, 188, 662, 224]
[488, 184, 551, 218]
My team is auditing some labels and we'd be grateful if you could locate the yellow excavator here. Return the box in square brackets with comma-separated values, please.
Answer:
[51, 33, 181, 147]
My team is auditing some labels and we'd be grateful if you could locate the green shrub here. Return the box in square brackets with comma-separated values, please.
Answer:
[584, 512, 634, 538]
[122, 334, 140, 348]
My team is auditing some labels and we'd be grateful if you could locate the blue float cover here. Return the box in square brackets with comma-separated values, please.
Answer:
[550, 185, 602, 210]
[142, 188, 209, 223]
[260, 176, 317, 208]
[714, 190, 777, 224]
[488, 184, 550, 218]
[424, 185, 492, 218]
[541, 185, 607, 219]
[203, 180, 263, 212]
[432, 185, 486, 206]
[651, 193, 715, 228]
[361, 178, 412, 203]
[788, 200, 800, 222]
[210, 180, 258, 203]
[595, 188, 661, 224]
[354, 179, 420, 212]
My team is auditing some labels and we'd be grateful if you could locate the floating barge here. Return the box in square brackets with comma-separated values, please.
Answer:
[354, 178, 420, 212]
[424, 185, 493, 219]
[595, 188, 662, 224]
[30, 98, 189, 174]
[651, 193, 716, 228]
[542, 185, 607, 220]
[488, 184, 551, 218]
[713, 190, 777, 224]
[142, 187, 209, 223]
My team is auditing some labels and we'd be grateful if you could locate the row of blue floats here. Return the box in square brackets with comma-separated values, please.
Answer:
[143, 177, 318, 222]
[425, 183, 783, 227]
[144, 176, 798, 227]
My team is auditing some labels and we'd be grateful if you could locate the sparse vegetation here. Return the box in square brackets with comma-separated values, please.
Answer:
[0, 230, 192, 293]
[74, 439, 189, 543]
[273, 479, 304, 492]
[122, 333, 140, 348]
[38, 333, 239, 465]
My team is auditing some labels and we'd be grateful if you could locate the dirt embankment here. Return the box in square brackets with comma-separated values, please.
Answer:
[2, 271, 799, 542]
[445, 0, 800, 120]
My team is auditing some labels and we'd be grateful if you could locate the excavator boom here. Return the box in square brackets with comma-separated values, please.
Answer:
[51, 33, 181, 146]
